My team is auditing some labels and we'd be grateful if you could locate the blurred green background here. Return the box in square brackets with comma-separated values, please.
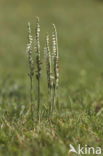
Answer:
[1, 0, 103, 80]
[1, 0, 103, 90]
[0, 0, 103, 155]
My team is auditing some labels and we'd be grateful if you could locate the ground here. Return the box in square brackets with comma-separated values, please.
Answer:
[0, 0, 103, 155]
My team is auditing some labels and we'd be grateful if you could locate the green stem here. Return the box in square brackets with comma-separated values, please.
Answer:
[53, 85, 55, 112]
[30, 76, 33, 120]
[48, 88, 52, 116]
[37, 77, 40, 121]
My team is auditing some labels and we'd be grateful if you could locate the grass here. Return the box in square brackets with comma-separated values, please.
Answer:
[0, 0, 103, 155]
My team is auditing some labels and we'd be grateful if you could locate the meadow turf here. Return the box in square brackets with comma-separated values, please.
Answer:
[0, 0, 103, 155]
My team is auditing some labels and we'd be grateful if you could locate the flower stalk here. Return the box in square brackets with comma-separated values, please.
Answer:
[26, 22, 34, 120]
[44, 34, 54, 114]
[34, 17, 41, 120]
[52, 24, 59, 109]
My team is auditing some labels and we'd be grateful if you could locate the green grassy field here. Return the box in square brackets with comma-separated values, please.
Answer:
[0, 0, 103, 155]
